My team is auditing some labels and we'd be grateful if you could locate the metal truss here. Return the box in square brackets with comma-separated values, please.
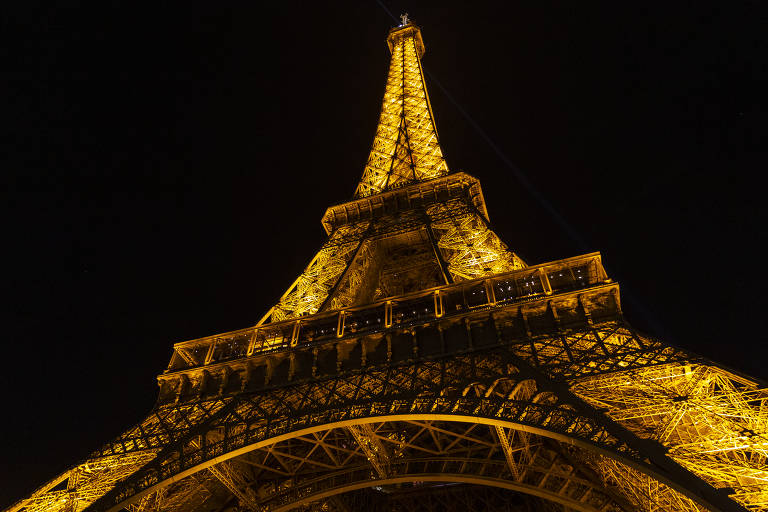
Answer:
[316, 484, 573, 512]
[571, 364, 768, 510]
[124, 471, 218, 512]
[122, 455, 262, 512]
[114, 420, 633, 512]
[355, 25, 448, 198]
[189, 438, 260, 510]
[427, 201, 524, 280]
[256, 15, 528, 325]
[325, 240, 377, 312]
[322, 179, 484, 246]
[254, 420, 631, 512]
[13, 301, 766, 512]
[23, 317, 753, 512]
[8, 20, 768, 512]
[265, 223, 370, 323]
[259, 193, 520, 326]
[11, 453, 156, 512]
[347, 423, 390, 478]
[512, 324, 768, 509]
[205, 462, 258, 510]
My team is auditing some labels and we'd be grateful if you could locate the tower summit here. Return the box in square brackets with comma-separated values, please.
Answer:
[8, 19, 767, 512]
[355, 20, 447, 198]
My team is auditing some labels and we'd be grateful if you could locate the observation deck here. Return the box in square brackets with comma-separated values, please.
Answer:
[158, 252, 617, 405]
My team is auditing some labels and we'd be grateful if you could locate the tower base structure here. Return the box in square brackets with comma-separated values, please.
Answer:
[11, 253, 768, 512]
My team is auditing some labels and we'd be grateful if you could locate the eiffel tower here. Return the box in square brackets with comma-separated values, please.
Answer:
[8, 18, 768, 512]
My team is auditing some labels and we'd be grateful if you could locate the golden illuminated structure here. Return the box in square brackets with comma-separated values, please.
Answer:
[8, 18, 767, 512]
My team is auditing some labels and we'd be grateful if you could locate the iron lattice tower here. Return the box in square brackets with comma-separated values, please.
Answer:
[9, 20, 768, 512]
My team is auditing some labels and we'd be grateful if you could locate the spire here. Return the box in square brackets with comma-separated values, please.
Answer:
[354, 21, 449, 198]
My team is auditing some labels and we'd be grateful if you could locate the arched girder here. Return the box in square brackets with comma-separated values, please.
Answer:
[16, 336, 761, 512]
[78, 347, 751, 512]
[265, 471, 624, 512]
[91, 412, 719, 512]
[23, 347, 759, 512]
[112, 419, 634, 512]
[240, 420, 632, 510]
[331, 484, 567, 512]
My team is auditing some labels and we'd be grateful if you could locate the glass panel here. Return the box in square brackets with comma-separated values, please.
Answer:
[547, 267, 575, 293]
[516, 271, 543, 296]
[465, 281, 487, 307]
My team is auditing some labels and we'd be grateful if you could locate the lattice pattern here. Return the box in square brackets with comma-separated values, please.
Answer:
[16, 453, 156, 512]
[126, 472, 217, 512]
[93, 398, 231, 458]
[427, 202, 523, 280]
[376, 485, 564, 512]
[14, 321, 763, 512]
[326, 240, 376, 311]
[80, 346, 664, 511]
[245, 420, 630, 511]
[508, 323, 690, 380]
[9, 20, 765, 512]
[571, 363, 768, 510]
[311, 486, 572, 512]
[355, 25, 448, 198]
[587, 453, 705, 512]
[268, 223, 369, 322]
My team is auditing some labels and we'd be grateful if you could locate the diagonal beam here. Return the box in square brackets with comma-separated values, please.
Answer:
[190, 440, 260, 511]
[348, 423, 390, 478]
[495, 425, 521, 480]
[505, 346, 752, 512]
[206, 462, 260, 512]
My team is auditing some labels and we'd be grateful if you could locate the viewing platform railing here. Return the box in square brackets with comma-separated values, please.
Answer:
[166, 252, 609, 373]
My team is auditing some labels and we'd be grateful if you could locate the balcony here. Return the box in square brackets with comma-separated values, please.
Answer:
[165, 252, 611, 374]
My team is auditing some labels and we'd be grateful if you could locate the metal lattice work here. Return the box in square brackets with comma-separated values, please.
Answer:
[39, 314, 755, 512]
[265, 223, 370, 323]
[9, 314, 767, 512]
[571, 364, 768, 510]
[110, 419, 635, 512]
[339, 484, 571, 512]
[326, 240, 378, 311]
[306, 485, 576, 512]
[586, 454, 704, 512]
[14, 453, 156, 512]
[428, 202, 524, 280]
[7, 19, 767, 512]
[251, 420, 632, 512]
[124, 471, 218, 512]
[354, 24, 448, 198]
[262, 19, 523, 320]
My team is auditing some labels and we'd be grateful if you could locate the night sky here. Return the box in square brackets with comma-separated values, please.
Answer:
[3, 2, 766, 508]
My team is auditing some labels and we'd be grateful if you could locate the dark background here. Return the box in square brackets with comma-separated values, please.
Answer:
[3, 1, 766, 507]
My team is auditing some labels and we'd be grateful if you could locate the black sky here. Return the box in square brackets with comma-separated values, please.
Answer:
[3, 1, 766, 508]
